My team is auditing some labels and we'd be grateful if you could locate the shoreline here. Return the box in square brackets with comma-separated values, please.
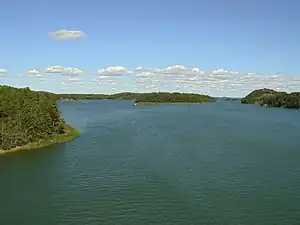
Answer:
[132, 102, 210, 106]
[0, 124, 80, 155]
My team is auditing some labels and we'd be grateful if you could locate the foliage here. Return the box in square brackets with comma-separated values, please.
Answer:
[55, 93, 109, 100]
[109, 92, 145, 100]
[0, 124, 79, 154]
[55, 92, 216, 103]
[0, 85, 68, 150]
[134, 92, 216, 103]
[241, 88, 300, 109]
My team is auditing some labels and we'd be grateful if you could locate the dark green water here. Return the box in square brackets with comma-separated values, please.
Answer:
[1, 100, 300, 225]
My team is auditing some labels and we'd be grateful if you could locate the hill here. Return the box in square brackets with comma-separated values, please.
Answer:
[241, 88, 300, 109]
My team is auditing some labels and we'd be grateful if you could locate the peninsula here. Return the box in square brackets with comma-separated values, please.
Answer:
[0, 85, 80, 154]
[241, 88, 300, 109]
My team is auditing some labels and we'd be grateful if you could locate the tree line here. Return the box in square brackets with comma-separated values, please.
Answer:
[134, 92, 216, 103]
[0, 85, 67, 150]
[54, 92, 216, 103]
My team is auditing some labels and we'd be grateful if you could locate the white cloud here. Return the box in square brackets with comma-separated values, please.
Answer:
[27, 69, 40, 76]
[48, 29, 86, 40]
[212, 68, 231, 75]
[192, 68, 201, 73]
[97, 66, 132, 76]
[0, 68, 8, 73]
[45, 65, 64, 73]
[136, 66, 144, 71]
[45, 65, 83, 75]
[136, 71, 156, 78]
[167, 65, 186, 71]
[64, 67, 84, 75]
[158, 65, 204, 76]
[133, 65, 204, 79]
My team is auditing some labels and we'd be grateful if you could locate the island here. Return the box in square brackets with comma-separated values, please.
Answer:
[133, 92, 216, 106]
[241, 88, 300, 109]
[0, 85, 80, 154]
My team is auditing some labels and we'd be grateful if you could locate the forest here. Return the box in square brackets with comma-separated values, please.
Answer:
[134, 92, 216, 103]
[241, 88, 300, 109]
[55, 92, 143, 100]
[0, 85, 77, 151]
[55, 92, 216, 103]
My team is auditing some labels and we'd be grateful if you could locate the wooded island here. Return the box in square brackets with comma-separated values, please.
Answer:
[133, 92, 216, 105]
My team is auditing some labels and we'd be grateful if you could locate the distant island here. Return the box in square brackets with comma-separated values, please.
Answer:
[0, 85, 80, 154]
[133, 92, 216, 105]
[241, 88, 300, 109]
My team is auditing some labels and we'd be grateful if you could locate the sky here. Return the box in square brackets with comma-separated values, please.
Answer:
[1, 0, 300, 97]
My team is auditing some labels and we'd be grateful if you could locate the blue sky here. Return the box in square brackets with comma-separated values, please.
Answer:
[1, 0, 300, 97]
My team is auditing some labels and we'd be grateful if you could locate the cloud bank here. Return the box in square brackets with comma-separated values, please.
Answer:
[23, 66, 84, 77]
[95, 65, 300, 97]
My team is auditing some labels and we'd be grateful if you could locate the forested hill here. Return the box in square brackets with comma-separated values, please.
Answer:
[241, 88, 300, 109]
[0, 85, 77, 151]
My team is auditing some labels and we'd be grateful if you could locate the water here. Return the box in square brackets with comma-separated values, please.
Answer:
[0, 100, 300, 225]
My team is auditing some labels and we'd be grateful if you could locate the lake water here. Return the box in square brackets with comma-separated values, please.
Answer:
[1, 100, 300, 225]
